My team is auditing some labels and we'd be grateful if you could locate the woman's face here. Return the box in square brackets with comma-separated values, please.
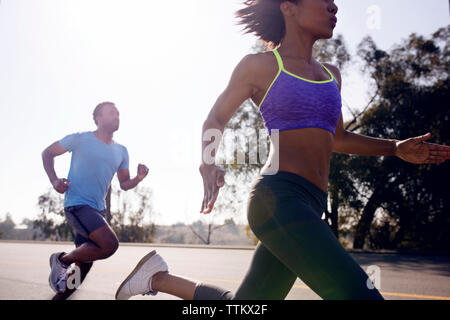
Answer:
[284, 0, 339, 40]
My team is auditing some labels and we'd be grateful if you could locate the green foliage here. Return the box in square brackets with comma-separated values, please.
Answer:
[31, 186, 157, 243]
[33, 189, 74, 241]
[338, 26, 450, 250]
[314, 34, 351, 70]
[110, 186, 157, 243]
[0, 215, 42, 240]
[189, 218, 238, 245]
[245, 225, 259, 246]
[0, 213, 15, 239]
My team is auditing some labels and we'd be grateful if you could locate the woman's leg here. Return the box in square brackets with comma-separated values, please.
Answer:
[151, 272, 201, 300]
[125, 171, 384, 300]
[247, 182, 384, 300]
[190, 241, 297, 300]
[233, 241, 297, 300]
[149, 236, 297, 300]
[150, 240, 296, 300]
[152, 205, 383, 300]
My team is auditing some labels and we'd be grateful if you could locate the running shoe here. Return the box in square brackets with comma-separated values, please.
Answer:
[115, 250, 168, 300]
[48, 252, 69, 293]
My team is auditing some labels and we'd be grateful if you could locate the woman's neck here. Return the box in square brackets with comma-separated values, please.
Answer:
[278, 28, 317, 64]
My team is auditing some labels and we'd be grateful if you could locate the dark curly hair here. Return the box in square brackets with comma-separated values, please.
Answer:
[236, 0, 299, 48]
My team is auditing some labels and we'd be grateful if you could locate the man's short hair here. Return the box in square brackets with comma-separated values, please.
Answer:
[93, 102, 115, 125]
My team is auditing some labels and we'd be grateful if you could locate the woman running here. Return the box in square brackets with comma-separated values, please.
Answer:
[115, 0, 450, 300]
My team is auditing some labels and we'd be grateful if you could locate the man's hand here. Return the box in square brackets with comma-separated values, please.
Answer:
[52, 178, 71, 194]
[199, 163, 225, 214]
[137, 164, 149, 181]
[395, 133, 450, 164]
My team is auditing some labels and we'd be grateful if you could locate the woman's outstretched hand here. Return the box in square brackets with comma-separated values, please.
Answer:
[395, 133, 450, 164]
[199, 163, 225, 214]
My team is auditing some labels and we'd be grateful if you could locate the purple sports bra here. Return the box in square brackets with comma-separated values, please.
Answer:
[258, 49, 342, 136]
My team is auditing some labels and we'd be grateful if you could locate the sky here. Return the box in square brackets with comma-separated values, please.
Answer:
[0, 0, 449, 226]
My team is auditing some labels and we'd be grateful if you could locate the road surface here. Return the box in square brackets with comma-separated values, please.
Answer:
[0, 241, 449, 300]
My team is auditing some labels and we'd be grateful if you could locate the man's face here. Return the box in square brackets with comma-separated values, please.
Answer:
[97, 104, 120, 132]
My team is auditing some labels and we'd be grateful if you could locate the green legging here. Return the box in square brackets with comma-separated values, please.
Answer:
[194, 171, 384, 300]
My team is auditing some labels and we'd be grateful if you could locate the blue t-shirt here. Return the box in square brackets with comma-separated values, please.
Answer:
[59, 131, 129, 210]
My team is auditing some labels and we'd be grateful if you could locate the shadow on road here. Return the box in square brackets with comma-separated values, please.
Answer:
[351, 253, 450, 277]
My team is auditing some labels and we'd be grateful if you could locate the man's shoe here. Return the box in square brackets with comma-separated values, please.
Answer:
[48, 252, 69, 293]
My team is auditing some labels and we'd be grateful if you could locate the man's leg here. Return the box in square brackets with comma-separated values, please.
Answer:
[49, 206, 118, 294]
[60, 205, 119, 265]
[52, 260, 93, 300]
[60, 224, 119, 265]
[52, 239, 93, 300]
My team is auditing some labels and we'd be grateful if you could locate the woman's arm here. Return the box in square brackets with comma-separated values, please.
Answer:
[201, 54, 262, 158]
[325, 63, 401, 157]
[200, 54, 262, 214]
[326, 64, 450, 163]
[333, 125, 399, 156]
[332, 111, 398, 156]
[335, 128, 450, 164]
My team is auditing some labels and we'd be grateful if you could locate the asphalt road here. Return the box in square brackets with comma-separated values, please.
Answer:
[0, 241, 449, 300]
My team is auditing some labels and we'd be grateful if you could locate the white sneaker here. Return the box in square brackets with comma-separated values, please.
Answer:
[115, 250, 168, 300]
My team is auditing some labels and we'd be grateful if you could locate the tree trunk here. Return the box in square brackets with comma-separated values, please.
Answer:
[391, 206, 413, 248]
[207, 224, 212, 245]
[105, 186, 112, 224]
[329, 188, 339, 238]
[353, 191, 380, 249]
[189, 225, 208, 244]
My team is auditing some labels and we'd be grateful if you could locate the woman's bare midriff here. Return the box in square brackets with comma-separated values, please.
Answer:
[260, 127, 334, 194]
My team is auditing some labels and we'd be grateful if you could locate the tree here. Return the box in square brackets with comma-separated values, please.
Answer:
[0, 213, 15, 239]
[189, 181, 240, 245]
[110, 186, 157, 243]
[33, 189, 74, 241]
[189, 217, 236, 245]
[346, 26, 450, 249]
[33, 185, 158, 243]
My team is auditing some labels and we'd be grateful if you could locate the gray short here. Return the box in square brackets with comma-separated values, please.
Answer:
[64, 205, 108, 245]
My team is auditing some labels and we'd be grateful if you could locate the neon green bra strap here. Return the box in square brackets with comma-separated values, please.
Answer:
[320, 63, 335, 81]
[272, 49, 284, 71]
[273, 49, 335, 82]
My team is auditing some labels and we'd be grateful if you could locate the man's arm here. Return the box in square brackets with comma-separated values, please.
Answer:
[117, 164, 148, 191]
[42, 142, 71, 193]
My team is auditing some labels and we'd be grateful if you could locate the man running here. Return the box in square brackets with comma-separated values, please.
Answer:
[42, 101, 149, 297]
